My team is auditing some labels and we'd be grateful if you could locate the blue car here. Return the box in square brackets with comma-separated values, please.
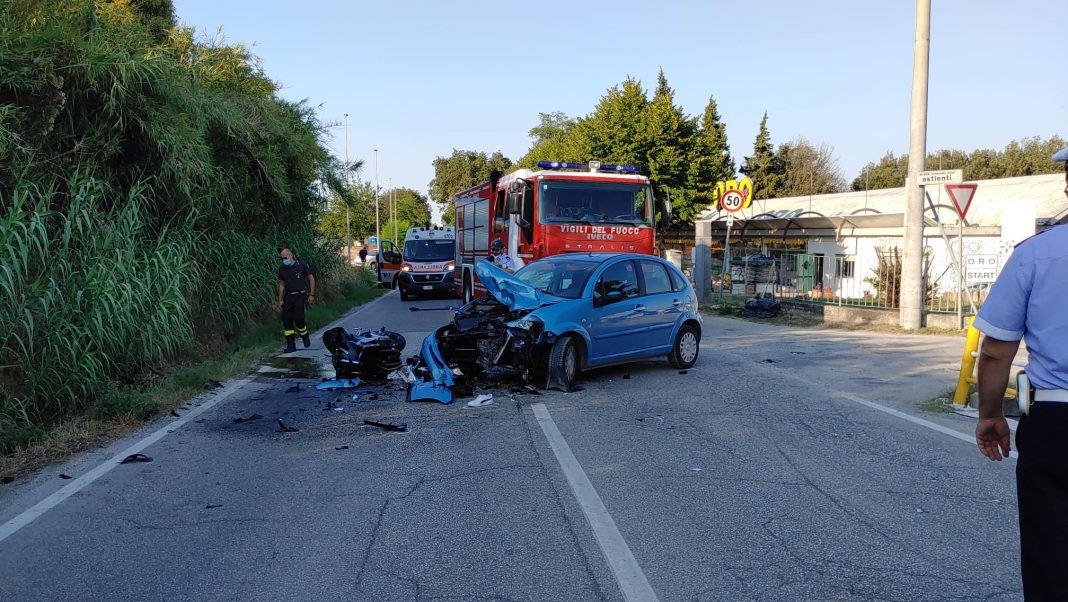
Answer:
[429, 253, 702, 392]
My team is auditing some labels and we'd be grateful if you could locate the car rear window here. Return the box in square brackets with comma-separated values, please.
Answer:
[640, 260, 672, 295]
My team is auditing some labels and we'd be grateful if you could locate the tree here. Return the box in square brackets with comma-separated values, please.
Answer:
[528, 111, 575, 145]
[777, 137, 847, 197]
[641, 69, 697, 223]
[851, 152, 909, 191]
[575, 77, 649, 166]
[428, 149, 512, 225]
[851, 135, 1066, 190]
[687, 94, 735, 218]
[740, 112, 786, 201]
[380, 187, 431, 229]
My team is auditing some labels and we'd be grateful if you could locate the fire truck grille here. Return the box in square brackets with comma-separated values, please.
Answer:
[413, 274, 444, 283]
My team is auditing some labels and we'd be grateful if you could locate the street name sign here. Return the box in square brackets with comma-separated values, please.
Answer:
[918, 169, 963, 185]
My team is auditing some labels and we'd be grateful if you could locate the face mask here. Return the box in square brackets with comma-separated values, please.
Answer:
[282, 258, 293, 266]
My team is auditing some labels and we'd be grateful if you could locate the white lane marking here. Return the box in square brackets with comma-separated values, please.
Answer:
[830, 390, 1019, 460]
[532, 403, 659, 602]
[0, 377, 253, 544]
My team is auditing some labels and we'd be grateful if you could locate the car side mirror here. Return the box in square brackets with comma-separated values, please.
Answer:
[594, 291, 624, 308]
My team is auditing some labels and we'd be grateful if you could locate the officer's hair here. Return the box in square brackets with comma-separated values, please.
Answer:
[277, 245, 290, 253]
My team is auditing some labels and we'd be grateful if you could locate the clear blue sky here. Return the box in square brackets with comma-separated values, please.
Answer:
[174, 0, 1066, 221]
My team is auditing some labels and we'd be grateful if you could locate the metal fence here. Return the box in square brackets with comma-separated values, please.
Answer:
[705, 244, 986, 315]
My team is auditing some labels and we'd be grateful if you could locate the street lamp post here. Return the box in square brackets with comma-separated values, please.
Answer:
[901, 0, 931, 329]
[374, 149, 380, 254]
[343, 113, 351, 265]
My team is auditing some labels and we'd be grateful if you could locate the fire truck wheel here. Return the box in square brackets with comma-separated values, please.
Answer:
[462, 271, 473, 304]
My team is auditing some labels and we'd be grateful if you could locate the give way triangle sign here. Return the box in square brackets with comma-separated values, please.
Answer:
[945, 183, 978, 220]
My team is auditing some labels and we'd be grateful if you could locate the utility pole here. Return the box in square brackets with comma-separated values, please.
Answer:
[374, 149, 380, 252]
[392, 183, 397, 243]
[343, 113, 351, 265]
[900, 0, 930, 329]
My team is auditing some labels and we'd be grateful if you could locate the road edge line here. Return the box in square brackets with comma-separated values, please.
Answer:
[0, 377, 253, 544]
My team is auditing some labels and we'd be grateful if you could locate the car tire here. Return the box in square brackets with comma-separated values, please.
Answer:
[399, 284, 410, 301]
[548, 335, 579, 392]
[667, 324, 700, 369]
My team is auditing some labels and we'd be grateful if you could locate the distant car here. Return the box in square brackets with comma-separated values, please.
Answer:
[427, 253, 702, 392]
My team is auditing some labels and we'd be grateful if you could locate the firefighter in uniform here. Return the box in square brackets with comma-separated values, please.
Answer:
[277, 247, 316, 353]
[974, 146, 1068, 599]
[490, 239, 516, 274]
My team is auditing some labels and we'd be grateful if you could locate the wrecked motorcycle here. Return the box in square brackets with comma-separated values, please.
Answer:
[322, 327, 405, 381]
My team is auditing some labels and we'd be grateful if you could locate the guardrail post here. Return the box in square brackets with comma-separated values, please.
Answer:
[953, 316, 980, 406]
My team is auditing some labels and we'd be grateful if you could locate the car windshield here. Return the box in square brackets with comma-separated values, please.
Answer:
[538, 180, 653, 226]
[404, 239, 454, 261]
[514, 259, 598, 299]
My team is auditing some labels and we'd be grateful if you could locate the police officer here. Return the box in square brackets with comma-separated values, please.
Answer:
[974, 146, 1068, 599]
[490, 239, 517, 274]
[277, 246, 316, 353]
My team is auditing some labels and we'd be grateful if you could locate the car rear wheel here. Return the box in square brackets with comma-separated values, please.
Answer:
[548, 335, 579, 392]
[667, 324, 700, 369]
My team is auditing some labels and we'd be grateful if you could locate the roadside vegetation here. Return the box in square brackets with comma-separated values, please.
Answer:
[0, 1, 366, 463]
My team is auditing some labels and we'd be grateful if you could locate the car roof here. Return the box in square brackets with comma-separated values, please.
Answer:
[537, 252, 660, 265]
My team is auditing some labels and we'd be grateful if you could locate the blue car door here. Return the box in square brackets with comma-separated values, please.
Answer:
[635, 259, 679, 351]
[588, 259, 644, 361]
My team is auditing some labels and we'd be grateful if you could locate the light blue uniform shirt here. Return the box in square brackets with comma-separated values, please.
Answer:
[974, 224, 1068, 390]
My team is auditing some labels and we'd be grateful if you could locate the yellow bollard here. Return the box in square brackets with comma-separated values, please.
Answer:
[953, 316, 981, 406]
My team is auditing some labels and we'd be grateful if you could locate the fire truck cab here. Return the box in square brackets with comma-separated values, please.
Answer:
[453, 161, 667, 302]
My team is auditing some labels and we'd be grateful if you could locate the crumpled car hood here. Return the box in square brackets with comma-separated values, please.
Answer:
[474, 260, 563, 312]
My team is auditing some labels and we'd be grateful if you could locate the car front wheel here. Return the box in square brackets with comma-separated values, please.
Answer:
[548, 335, 579, 392]
[667, 324, 700, 369]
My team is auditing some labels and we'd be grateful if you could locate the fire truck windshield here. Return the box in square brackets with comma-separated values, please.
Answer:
[538, 180, 652, 226]
[404, 239, 454, 261]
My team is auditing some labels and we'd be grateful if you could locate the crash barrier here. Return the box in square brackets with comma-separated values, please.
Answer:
[953, 316, 1026, 406]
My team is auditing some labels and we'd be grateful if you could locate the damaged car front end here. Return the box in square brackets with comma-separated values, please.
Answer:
[408, 253, 702, 402]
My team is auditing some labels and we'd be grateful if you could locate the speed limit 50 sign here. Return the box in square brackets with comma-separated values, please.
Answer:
[714, 177, 753, 213]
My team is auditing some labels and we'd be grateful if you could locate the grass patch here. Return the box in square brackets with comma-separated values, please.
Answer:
[919, 391, 960, 414]
[0, 269, 382, 483]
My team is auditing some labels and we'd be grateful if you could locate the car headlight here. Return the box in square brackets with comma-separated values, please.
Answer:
[401, 263, 413, 272]
[506, 315, 543, 332]
[444, 263, 454, 272]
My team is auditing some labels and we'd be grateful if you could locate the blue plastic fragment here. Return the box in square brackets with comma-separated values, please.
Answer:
[315, 378, 362, 391]
[407, 326, 455, 404]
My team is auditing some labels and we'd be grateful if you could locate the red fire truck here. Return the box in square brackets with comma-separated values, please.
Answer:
[453, 161, 668, 302]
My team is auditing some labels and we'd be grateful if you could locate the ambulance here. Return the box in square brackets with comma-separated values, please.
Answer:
[393, 226, 456, 301]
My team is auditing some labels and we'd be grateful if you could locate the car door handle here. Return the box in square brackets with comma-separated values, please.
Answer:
[633, 305, 646, 313]
[671, 299, 682, 306]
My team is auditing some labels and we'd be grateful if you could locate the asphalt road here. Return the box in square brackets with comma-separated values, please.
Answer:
[0, 291, 1022, 601]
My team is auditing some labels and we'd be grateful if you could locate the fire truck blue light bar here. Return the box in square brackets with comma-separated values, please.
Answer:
[537, 161, 586, 170]
[536, 161, 641, 174]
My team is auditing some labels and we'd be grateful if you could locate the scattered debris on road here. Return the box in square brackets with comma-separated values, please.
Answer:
[120, 453, 153, 464]
[334, 445, 349, 450]
[205, 504, 223, 509]
[284, 384, 302, 394]
[466, 394, 494, 408]
[277, 418, 299, 433]
[407, 306, 456, 312]
[363, 419, 408, 433]
[170, 410, 180, 417]
[233, 413, 263, 423]
[59, 473, 73, 479]
[315, 378, 362, 391]
[678, 370, 688, 375]
[623, 374, 632, 380]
